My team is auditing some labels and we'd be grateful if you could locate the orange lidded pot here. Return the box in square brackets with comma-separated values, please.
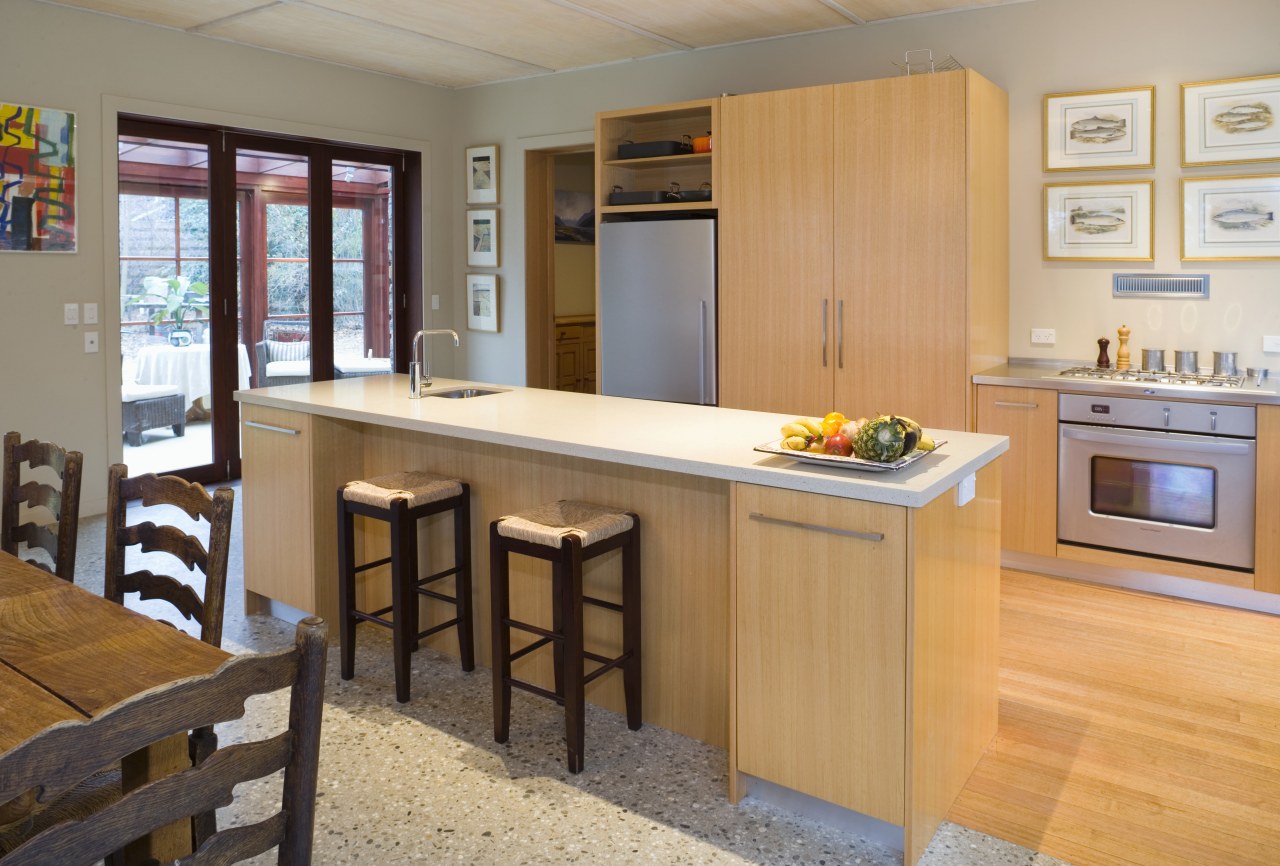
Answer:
[692, 132, 711, 153]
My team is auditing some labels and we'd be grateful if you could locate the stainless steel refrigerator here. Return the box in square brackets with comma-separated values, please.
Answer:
[598, 217, 717, 405]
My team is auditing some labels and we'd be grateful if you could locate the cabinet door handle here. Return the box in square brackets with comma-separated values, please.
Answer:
[992, 401, 1038, 409]
[244, 420, 301, 436]
[747, 511, 884, 542]
[699, 300, 708, 405]
[821, 299, 828, 368]
[837, 299, 844, 369]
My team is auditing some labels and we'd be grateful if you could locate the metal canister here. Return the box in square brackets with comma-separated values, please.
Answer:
[1141, 348, 1166, 372]
[1174, 350, 1199, 374]
[1213, 351, 1239, 376]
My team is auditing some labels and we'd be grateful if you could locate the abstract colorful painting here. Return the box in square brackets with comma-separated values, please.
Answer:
[1, 102, 76, 252]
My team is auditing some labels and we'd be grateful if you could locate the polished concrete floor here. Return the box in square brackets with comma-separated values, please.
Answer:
[67, 486, 1067, 866]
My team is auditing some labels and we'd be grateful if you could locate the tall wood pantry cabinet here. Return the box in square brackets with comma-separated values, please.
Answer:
[718, 69, 1008, 432]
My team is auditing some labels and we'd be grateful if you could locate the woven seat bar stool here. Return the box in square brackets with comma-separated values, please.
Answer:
[490, 500, 641, 773]
[337, 470, 474, 703]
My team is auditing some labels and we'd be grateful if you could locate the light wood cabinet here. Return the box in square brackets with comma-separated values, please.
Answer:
[719, 70, 1008, 431]
[975, 385, 1058, 556]
[732, 467, 1001, 865]
[555, 320, 596, 393]
[1256, 404, 1280, 594]
[595, 99, 718, 217]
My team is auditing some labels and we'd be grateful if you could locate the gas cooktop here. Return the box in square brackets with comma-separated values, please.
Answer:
[1048, 366, 1246, 389]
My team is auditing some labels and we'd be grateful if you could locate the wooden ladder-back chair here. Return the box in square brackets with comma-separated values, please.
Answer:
[2, 431, 83, 583]
[0, 617, 328, 866]
[105, 464, 234, 648]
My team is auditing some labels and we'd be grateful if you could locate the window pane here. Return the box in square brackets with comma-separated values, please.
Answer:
[334, 262, 363, 313]
[332, 161, 392, 377]
[119, 195, 175, 256]
[266, 262, 310, 316]
[266, 203, 309, 258]
[178, 197, 209, 257]
[333, 207, 363, 260]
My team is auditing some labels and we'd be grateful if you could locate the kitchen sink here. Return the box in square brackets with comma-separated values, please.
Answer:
[426, 387, 505, 399]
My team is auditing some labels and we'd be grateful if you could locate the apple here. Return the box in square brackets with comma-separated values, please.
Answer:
[823, 433, 853, 457]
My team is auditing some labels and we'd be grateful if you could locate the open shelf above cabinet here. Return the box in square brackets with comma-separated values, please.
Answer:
[596, 97, 719, 217]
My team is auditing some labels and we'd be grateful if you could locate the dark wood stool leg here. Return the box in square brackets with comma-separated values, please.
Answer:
[336, 491, 357, 682]
[623, 518, 643, 730]
[389, 500, 414, 703]
[563, 538, 586, 773]
[551, 555, 565, 700]
[491, 525, 512, 743]
[455, 485, 475, 672]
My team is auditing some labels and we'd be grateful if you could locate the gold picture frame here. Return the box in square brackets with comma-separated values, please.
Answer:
[1043, 86, 1155, 172]
[1044, 179, 1154, 261]
[1181, 173, 1280, 261]
[1182, 73, 1280, 167]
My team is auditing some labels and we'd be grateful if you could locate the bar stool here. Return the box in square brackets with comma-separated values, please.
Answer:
[337, 470, 474, 703]
[490, 500, 641, 773]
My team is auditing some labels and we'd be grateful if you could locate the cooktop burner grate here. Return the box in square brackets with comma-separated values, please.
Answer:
[1053, 366, 1246, 388]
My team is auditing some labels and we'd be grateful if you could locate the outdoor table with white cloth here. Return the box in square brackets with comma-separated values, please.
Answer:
[133, 343, 251, 412]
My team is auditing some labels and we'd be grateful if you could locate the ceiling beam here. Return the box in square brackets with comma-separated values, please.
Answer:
[815, 0, 868, 26]
[542, 0, 694, 51]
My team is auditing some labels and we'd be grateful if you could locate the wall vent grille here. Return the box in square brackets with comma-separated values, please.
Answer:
[1112, 273, 1210, 298]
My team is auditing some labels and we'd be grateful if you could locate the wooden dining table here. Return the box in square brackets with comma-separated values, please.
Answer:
[0, 551, 230, 863]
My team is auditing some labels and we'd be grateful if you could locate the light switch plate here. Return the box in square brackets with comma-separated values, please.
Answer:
[431, 294, 440, 311]
[956, 472, 976, 507]
[1264, 335, 1280, 353]
[83, 302, 98, 324]
[1031, 328, 1055, 345]
[64, 303, 79, 325]
[84, 331, 99, 353]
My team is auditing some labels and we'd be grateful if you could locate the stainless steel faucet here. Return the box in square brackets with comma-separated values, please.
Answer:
[409, 329, 460, 397]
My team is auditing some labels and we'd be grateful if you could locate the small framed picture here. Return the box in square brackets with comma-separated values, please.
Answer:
[1182, 73, 1280, 167]
[466, 273, 499, 332]
[466, 209, 498, 267]
[1182, 174, 1280, 261]
[1044, 180, 1154, 261]
[466, 145, 498, 204]
[1044, 86, 1155, 172]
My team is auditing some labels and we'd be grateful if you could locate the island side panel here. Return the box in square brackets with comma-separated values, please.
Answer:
[359, 423, 732, 748]
[904, 461, 1002, 865]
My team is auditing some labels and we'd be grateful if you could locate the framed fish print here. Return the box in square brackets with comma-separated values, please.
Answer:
[1044, 180, 1154, 261]
[1044, 86, 1155, 172]
[466, 209, 498, 267]
[1182, 73, 1280, 167]
[1182, 174, 1280, 261]
[466, 144, 498, 204]
[466, 273, 499, 332]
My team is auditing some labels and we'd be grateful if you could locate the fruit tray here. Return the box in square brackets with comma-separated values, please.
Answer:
[754, 438, 946, 472]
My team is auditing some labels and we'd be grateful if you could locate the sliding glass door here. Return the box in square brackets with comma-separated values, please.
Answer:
[118, 117, 419, 482]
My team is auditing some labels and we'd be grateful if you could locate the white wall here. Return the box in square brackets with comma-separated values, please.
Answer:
[0, 0, 458, 512]
[454, 0, 1280, 382]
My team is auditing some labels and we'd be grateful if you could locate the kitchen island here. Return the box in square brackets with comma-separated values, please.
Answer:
[236, 375, 1007, 864]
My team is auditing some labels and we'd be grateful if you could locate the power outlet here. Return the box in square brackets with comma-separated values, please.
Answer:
[1264, 335, 1280, 353]
[84, 331, 99, 353]
[1031, 328, 1056, 345]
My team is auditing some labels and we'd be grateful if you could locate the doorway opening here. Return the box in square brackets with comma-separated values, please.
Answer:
[524, 147, 596, 392]
[117, 117, 421, 482]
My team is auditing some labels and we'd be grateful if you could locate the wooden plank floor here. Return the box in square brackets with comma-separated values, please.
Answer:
[949, 569, 1280, 866]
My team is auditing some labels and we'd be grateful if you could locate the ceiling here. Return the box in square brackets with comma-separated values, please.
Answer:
[41, 0, 1035, 88]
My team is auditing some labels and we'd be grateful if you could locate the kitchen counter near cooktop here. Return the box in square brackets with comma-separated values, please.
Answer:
[236, 375, 1006, 508]
[975, 359, 1280, 404]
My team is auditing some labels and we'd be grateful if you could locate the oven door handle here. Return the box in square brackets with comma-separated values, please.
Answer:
[1060, 424, 1253, 456]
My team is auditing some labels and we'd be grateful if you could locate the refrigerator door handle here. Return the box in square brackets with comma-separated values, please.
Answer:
[821, 299, 828, 367]
[699, 300, 708, 405]
[837, 299, 844, 369]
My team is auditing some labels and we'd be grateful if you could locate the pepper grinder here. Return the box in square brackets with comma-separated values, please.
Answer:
[1116, 324, 1131, 370]
[1096, 337, 1111, 369]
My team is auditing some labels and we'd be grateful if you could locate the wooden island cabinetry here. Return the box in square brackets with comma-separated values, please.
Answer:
[717, 69, 1008, 432]
[974, 384, 1057, 556]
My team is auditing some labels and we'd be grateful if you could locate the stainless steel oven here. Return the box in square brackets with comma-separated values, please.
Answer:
[1058, 393, 1256, 570]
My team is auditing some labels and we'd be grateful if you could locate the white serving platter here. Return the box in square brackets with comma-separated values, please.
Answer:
[754, 438, 945, 472]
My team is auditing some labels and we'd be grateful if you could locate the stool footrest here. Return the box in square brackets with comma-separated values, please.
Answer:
[508, 677, 565, 706]
[509, 635, 554, 663]
[353, 609, 394, 628]
[354, 555, 393, 574]
[583, 650, 632, 685]
[416, 617, 461, 641]
[505, 617, 560, 643]
[583, 594, 623, 614]
[415, 565, 461, 588]
[417, 588, 458, 605]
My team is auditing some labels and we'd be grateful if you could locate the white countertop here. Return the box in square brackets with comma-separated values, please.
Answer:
[236, 376, 1007, 508]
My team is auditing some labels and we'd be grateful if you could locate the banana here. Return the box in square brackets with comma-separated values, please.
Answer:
[797, 417, 823, 437]
[916, 434, 937, 452]
[781, 435, 809, 451]
[780, 422, 810, 439]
